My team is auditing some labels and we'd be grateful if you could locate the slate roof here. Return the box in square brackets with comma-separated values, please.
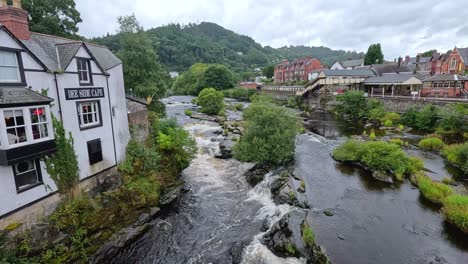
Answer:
[339, 59, 364, 68]
[457, 48, 468, 63]
[20, 32, 121, 72]
[0, 88, 53, 106]
[370, 63, 413, 76]
[321, 69, 376, 77]
[363, 74, 422, 84]
[406, 56, 431, 64]
[423, 74, 468, 82]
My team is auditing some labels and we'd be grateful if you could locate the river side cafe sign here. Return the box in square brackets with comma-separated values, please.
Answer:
[65, 88, 105, 100]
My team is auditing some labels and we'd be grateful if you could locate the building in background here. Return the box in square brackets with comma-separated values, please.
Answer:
[330, 58, 364, 70]
[0, 0, 130, 218]
[274, 57, 325, 83]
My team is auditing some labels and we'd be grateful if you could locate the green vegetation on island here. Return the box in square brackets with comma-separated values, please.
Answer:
[196, 88, 225, 115]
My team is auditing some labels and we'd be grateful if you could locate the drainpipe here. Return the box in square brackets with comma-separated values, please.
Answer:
[53, 73, 63, 120]
[105, 75, 118, 167]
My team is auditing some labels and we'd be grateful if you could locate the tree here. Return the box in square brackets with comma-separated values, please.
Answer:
[233, 96, 301, 164]
[364, 43, 384, 65]
[23, 0, 82, 39]
[421, 49, 437, 57]
[45, 116, 79, 197]
[199, 64, 235, 91]
[262, 65, 275, 79]
[197, 88, 224, 115]
[171, 63, 209, 95]
[117, 15, 170, 99]
[336, 90, 368, 119]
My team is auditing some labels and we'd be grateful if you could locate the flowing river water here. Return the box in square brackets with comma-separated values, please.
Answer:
[113, 96, 468, 264]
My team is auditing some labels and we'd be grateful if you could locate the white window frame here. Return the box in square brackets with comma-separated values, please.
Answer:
[0, 50, 21, 83]
[0, 105, 53, 149]
[13, 159, 43, 193]
[30, 107, 50, 140]
[77, 100, 102, 130]
[449, 58, 457, 70]
[77, 58, 91, 84]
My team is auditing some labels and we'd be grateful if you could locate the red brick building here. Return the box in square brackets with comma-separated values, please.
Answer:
[421, 74, 468, 98]
[429, 48, 468, 76]
[274, 57, 325, 83]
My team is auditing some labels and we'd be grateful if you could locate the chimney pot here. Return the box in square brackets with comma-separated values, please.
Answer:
[12, 0, 22, 8]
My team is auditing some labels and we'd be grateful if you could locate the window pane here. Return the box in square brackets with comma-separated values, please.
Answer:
[14, 160, 39, 189]
[0, 66, 19, 81]
[40, 124, 48, 138]
[15, 110, 24, 125]
[0, 50, 18, 66]
[32, 124, 40, 139]
[17, 127, 27, 142]
[4, 110, 15, 127]
[7, 128, 17, 144]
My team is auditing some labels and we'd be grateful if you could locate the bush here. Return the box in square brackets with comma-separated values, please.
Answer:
[418, 137, 445, 151]
[49, 196, 99, 233]
[417, 175, 453, 204]
[302, 226, 315, 248]
[441, 143, 468, 174]
[383, 120, 393, 127]
[442, 195, 468, 233]
[222, 88, 257, 101]
[333, 140, 421, 180]
[233, 96, 301, 164]
[367, 107, 386, 123]
[119, 140, 160, 175]
[197, 88, 225, 115]
[234, 103, 243, 111]
[401, 105, 439, 132]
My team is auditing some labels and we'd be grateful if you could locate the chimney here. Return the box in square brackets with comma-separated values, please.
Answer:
[416, 53, 421, 63]
[397, 57, 402, 68]
[0, 0, 30, 40]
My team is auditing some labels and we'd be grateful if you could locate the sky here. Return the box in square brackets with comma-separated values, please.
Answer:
[75, 0, 468, 60]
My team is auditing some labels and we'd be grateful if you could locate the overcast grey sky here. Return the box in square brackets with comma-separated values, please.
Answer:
[75, 0, 468, 60]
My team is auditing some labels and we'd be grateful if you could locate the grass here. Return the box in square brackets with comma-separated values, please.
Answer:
[441, 143, 468, 174]
[285, 243, 296, 255]
[417, 175, 453, 204]
[442, 195, 468, 234]
[302, 226, 315, 248]
[418, 137, 445, 151]
[389, 138, 408, 147]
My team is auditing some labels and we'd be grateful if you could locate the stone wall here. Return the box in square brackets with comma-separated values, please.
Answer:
[304, 94, 461, 113]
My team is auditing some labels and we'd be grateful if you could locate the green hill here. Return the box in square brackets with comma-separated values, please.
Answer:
[91, 22, 364, 73]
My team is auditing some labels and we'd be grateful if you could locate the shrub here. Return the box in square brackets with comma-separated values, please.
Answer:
[367, 107, 386, 123]
[442, 195, 468, 234]
[197, 88, 224, 115]
[333, 140, 421, 180]
[234, 103, 244, 111]
[383, 120, 393, 127]
[233, 97, 301, 165]
[418, 137, 445, 151]
[441, 143, 468, 174]
[45, 116, 79, 196]
[401, 105, 439, 132]
[417, 175, 453, 204]
[302, 226, 315, 248]
[287, 96, 305, 109]
[49, 196, 99, 233]
[119, 140, 160, 175]
[382, 112, 400, 123]
[184, 109, 192, 116]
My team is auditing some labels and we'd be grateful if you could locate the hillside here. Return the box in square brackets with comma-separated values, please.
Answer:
[92, 22, 364, 73]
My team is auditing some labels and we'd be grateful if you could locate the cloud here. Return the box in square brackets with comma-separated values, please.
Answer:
[75, 0, 468, 60]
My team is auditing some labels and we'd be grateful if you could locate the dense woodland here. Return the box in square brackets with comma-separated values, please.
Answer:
[92, 22, 364, 73]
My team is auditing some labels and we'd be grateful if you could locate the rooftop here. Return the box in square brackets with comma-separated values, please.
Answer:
[423, 74, 468, 82]
[363, 74, 422, 84]
[0, 88, 53, 106]
[320, 68, 376, 77]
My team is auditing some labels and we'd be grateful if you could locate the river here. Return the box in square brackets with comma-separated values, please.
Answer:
[113, 96, 468, 264]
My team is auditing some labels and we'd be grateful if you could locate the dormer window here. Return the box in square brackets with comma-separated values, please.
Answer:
[0, 50, 21, 83]
[77, 58, 93, 85]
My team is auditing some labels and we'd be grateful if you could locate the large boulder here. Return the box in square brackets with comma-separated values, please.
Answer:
[244, 164, 271, 186]
[261, 211, 330, 264]
[215, 138, 235, 159]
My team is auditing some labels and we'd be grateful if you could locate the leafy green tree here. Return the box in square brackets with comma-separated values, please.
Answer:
[262, 65, 275, 79]
[172, 63, 209, 95]
[364, 43, 384, 65]
[233, 96, 301, 164]
[23, 0, 82, 39]
[421, 49, 437, 57]
[200, 64, 235, 91]
[197, 88, 225, 115]
[117, 15, 170, 99]
[336, 90, 368, 119]
[45, 116, 79, 197]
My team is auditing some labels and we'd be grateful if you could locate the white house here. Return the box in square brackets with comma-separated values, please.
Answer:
[331, 59, 364, 70]
[0, 1, 130, 218]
